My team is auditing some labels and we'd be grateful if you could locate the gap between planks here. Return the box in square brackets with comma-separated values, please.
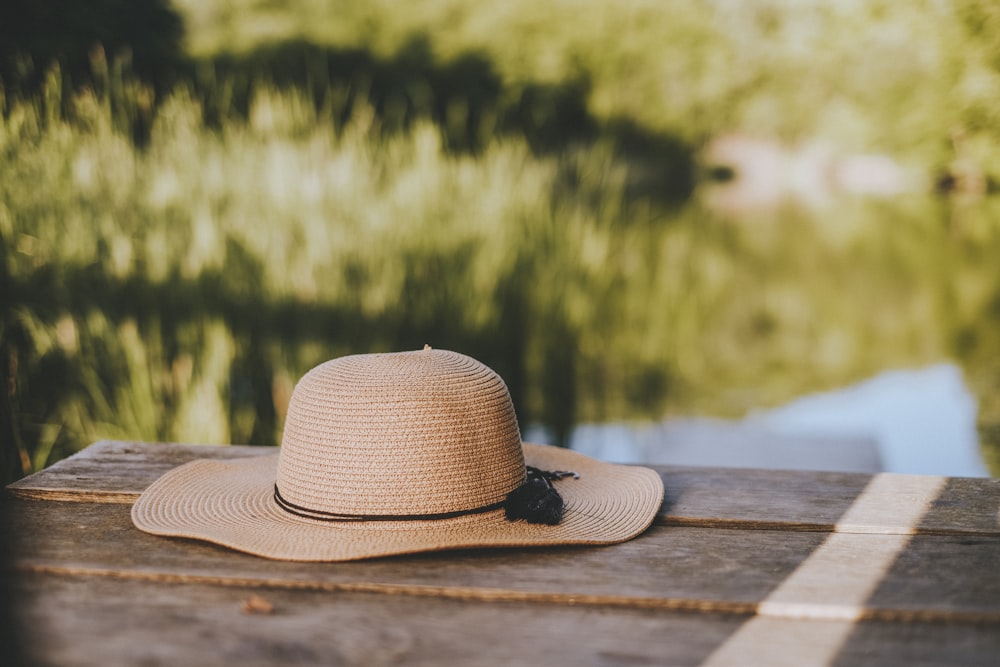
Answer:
[8, 440, 1000, 537]
[12, 562, 1000, 626]
[4, 487, 992, 538]
[7, 443, 1000, 628]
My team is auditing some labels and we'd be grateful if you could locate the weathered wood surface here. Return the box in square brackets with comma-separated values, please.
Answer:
[4, 440, 274, 503]
[7, 499, 1000, 622]
[5, 440, 1000, 666]
[12, 573, 1000, 667]
[9, 440, 1000, 535]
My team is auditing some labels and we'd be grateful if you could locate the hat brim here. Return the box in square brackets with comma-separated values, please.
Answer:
[131, 443, 664, 562]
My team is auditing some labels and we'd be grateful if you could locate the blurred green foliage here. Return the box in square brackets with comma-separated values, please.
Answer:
[3, 0, 1000, 481]
[170, 0, 1000, 182]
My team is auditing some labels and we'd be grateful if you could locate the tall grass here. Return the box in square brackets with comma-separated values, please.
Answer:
[6, 65, 1000, 478]
[5, 1, 1000, 479]
[1, 66, 660, 469]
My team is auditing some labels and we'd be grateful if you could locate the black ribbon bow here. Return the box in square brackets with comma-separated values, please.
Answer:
[503, 466, 579, 525]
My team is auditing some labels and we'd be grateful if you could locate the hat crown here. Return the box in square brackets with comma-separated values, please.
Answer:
[276, 349, 526, 516]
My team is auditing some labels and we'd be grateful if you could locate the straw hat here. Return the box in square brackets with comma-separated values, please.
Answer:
[131, 347, 664, 561]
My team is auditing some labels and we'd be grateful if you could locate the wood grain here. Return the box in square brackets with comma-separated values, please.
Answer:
[12, 572, 1000, 667]
[8, 440, 1000, 536]
[6, 441, 1000, 666]
[4, 498, 810, 614]
[700, 614, 1000, 667]
[10, 572, 745, 667]
[4, 441, 273, 503]
[6, 499, 1000, 623]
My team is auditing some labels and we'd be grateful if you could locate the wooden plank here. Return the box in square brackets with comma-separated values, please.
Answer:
[8, 571, 745, 667]
[664, 467, 1000, 537]
[8, 440, 1000, 536]
[661, 464, 869, 530]
[11, 572, 1000, 667]
[699, 615, 1000, 667]
[6, 499, 1000, 622]
[4, 440, 273, 503]
[4, 499, 808, 614]
[830, 617, 1000, 667]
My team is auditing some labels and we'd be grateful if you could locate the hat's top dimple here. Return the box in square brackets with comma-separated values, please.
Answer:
[275, 349, 526, 517]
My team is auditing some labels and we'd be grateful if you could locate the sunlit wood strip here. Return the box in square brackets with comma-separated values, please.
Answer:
[701, 474, 947, 666]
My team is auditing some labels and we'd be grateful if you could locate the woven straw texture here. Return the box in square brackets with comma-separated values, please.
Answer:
[131, 349, 665, 561]
[276, 349, 525, 516]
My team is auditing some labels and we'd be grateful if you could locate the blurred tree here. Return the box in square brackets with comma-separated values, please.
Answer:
[0, 0, 185, 96]
[0, 230, 24, 484]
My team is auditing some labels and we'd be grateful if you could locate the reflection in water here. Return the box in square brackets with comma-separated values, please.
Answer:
[561, 364, 989, 477]
[757, 364, 986, 477]
[6, 75, 1000, 479]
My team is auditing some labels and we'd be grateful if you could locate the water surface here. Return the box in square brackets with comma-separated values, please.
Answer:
[561, 363, 989, 476]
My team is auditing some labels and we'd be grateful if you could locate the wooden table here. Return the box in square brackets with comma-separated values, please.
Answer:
[4, 440, 1000, 666]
